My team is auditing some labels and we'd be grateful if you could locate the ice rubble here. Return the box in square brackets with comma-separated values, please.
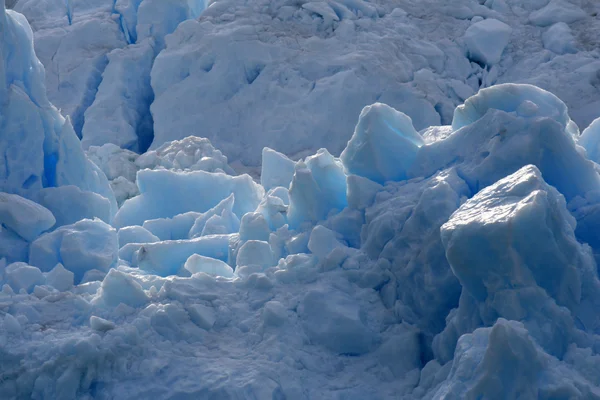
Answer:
[4, 1, 600, 399]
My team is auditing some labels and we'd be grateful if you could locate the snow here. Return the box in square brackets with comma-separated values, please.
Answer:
[4, 0, 600, 398]
[464, 18, 512, 65]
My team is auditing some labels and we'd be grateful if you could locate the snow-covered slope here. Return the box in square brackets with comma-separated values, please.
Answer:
[3, 0, 600, 399]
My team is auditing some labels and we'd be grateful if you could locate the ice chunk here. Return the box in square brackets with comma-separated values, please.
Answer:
[255, 191, 288, 231]
[143, 212, 201, 241]
[29, 219, 118, 283]
[184, 254, 234, 278]
[347, 175, 383, 210]
[4, 313, 21, 334]
[118, 225, 160, 247]
[97, 269, 148, 308]
[90, 316, 116, 332]
[260, 148, 296, 191]
[236, 240, 275, 270]
[134, 234, 231, 276]
[341, 103, 424, 184]
[5, 262, 44, 293]
[35, 186, 111, 228]
[114, 169, 263, 228]
[239, 212, 271, 242]
[452, 84, 574, 132]
[307, 225, 345, 259]
[299, 289, 375, 355]
[186, 303, 216, 330]
[375, 324, 422, 378]
[434, 166, 600, 361]
[262, 300, 287, 328]
[199, 209, 240, 237]
[188, 194, 236, 239]
[579, 118, 600, 163]
[414, 85, 599, 202]
[287, 149, 347, 228]
[464, 19, 512, 66]
[45, 263, 74, 292]
[529, 0, 586, 27]
[542, 22, 577, 55]
[0, 225, 29, 263]
[0, 192, 55, 241]
[431, 320, 544, 398]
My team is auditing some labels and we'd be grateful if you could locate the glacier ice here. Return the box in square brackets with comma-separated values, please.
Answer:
[3, 0, 600, 398]
[29, 218, 118, 283]
[0, 192, 55, 241]
[113, 168, 263, 228]
[340, 103, 424, 184]
[463, 18, 512, 66]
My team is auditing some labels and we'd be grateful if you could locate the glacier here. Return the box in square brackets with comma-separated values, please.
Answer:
[2, 0, 600, 399]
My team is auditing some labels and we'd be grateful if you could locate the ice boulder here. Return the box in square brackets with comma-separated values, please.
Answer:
[188, 195, 238, 239]
[34, 186, 111, 228]
[451, 84, 575, 133]
[542, 22, 577, 55]
[184, 254, 234, 278]
[45, 263, 74, 292]
[0, 192, 55, 241]
[429, 319, 598, 399]
[239, 212, 271, 242]
[29, 219, 118, 283]
[299, 289, 376, 355]
[97, 269, 149, 308]
[117, 225, 160, 247]
[5, 262, 44, 293]
[529, 0, 586, 27]
[143, 212, 201, 241]
[260, 148, 296, 191]
[0, 226, 29, 263]
[579, 118, 600, 164]
[464, 19, 512, 66]
[340, 103, 424, 184]
[236, 240, 276, 271]
[433, 166, 600, 362]
[307, 225, 346, 259]
[412, 85, 600, 202]
[114, 169, 263, 228]
[287, 149, 347, 228]
[133, 234, 231, 276]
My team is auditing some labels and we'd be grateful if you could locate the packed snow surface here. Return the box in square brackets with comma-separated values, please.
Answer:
[2, 0, 600, 399]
